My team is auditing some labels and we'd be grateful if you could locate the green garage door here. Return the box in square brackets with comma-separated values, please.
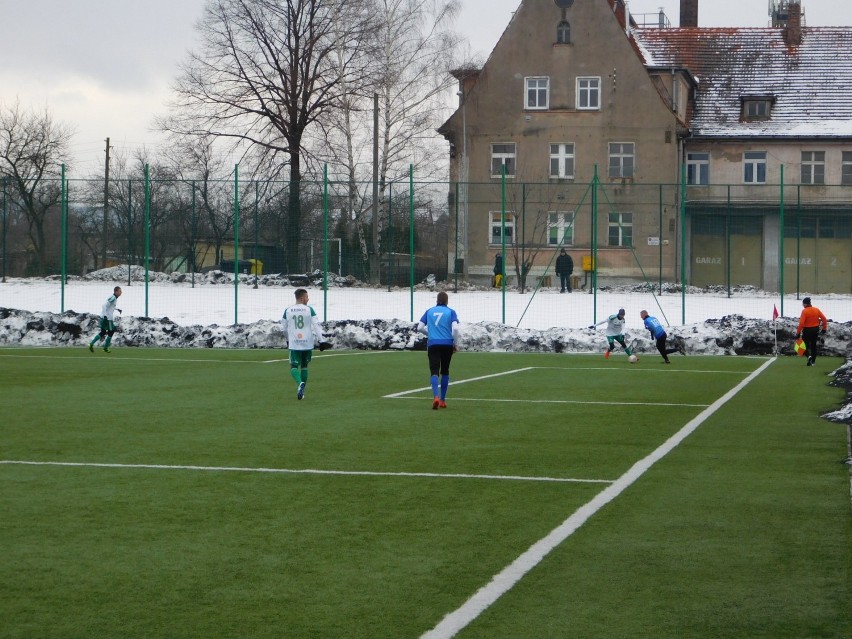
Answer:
[784, 215, 852, 294]
[691, 214, 763, 288]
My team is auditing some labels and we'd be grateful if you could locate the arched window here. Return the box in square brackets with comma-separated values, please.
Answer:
[557, 21, 571, 44]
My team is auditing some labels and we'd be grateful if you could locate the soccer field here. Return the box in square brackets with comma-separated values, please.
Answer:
[1, 348, 850, 638]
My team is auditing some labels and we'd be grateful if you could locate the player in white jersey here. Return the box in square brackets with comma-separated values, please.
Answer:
[88, 286, 122, 353]
[281, 288, 325, 400]
[589, 308, 634, 359]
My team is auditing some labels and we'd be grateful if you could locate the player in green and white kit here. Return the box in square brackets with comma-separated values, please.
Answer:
[281, 288, 324, 400]
[589, 308, 634, 359]
[88, 286, 122, 353]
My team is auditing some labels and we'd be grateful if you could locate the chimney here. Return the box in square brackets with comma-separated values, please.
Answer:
[785, 2, 802, 46]
[680, 0, 698, 27]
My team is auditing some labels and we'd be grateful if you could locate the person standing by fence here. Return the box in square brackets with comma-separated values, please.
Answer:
[796, 297, 828, 366]
[555, 249, 573, 293]
[493, 253, 504, 288]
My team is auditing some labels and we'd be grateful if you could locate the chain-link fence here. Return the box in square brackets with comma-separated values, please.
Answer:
[2, 169, 850, 327]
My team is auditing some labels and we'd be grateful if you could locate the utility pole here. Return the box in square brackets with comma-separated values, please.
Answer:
[102, 137, 111, 268]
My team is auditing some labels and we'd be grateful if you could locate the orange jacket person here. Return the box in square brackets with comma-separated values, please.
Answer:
[795, 297, 828, 366]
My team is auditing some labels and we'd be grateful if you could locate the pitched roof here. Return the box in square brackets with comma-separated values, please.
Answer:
[633, 27, 852, 138]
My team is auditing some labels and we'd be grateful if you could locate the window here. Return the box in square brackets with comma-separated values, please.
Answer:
[557, 21, 571, 44]
[801, 151, 825, 185]
[743, 151, 767, 184]
[490, 212, 515, 245]
[549, 143, 575, 179]
[742, 99, 772, 120]
[491, 143, 516, 178]
[548, 212, 574, 246]
[577, 77, 600, 110]
[608, 142, 634, 179]
[843, 152, 852, 185]
[784, 216, 817, 239]
[525, 77, 549, 110]
[686, 152, 709, 185]
[608, 213, 633, 247]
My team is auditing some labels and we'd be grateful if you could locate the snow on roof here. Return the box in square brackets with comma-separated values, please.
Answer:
[634, 27, 852, 138]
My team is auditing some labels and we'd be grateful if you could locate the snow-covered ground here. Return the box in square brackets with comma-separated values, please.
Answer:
[1, 267, 850, 425]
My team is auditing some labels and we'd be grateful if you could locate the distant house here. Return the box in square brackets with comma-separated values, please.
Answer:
[439, 0, 852, 293]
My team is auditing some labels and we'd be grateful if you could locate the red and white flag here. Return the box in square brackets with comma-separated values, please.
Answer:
[772, 305, 779, 321]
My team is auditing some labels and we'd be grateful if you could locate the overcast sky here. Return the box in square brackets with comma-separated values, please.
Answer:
[2, 0, 851, 175]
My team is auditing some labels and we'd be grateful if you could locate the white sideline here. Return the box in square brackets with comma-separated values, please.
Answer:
[0, 460, 612, 485]
[391, 397, 710, 408]
[420, 356, 776, 639]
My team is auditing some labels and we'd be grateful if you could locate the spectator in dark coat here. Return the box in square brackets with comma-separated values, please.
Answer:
[555, 249, 574, 292]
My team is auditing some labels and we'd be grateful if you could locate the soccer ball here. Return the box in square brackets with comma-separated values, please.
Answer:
[628, 355, 639, 363]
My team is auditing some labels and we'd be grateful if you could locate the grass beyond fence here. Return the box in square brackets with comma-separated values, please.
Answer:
[1, 349, 850, 638]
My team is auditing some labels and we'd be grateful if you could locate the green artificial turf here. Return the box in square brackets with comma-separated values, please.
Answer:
[1, 348, 849, 638]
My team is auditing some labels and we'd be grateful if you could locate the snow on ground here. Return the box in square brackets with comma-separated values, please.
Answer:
[1, 267, 850, 424]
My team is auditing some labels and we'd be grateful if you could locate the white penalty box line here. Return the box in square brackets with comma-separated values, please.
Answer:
[384, 366, 713, 408]
[0, 460, 611, 485]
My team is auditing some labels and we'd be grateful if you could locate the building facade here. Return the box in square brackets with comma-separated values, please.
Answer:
[439, 0, 852, 293]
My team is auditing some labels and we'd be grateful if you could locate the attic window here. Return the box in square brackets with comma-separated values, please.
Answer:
[557, 21, 571, 44]
[742, 98, 774, 121]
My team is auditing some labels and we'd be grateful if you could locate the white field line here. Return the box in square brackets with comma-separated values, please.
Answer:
[419, 356, 776, 639]
[392, 397, 710, 408]
[0, 460, 611, 485]
[384, 368, 536, 398]
[0, 350, 392, 365]
[539, 366, 753, 375]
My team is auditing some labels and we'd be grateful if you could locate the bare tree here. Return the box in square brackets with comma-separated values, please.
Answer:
[310, 0, 461, 280]
[502, 182, 570, 294]
[374, 0, 461, 184]
[161, 136, 241, 272]
[158, 0, 375, 272]
[0, 101, 75, 275]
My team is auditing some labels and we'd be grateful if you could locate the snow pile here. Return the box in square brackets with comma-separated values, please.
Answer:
[2, 306, 849, 359]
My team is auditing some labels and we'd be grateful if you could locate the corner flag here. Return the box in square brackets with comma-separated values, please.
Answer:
[772, 305, 779, 355]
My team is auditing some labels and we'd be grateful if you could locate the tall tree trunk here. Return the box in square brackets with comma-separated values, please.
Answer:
[286, 151, 301, 273]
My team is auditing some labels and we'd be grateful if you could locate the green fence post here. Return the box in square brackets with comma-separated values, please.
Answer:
[521, 182, 526, 292]
[233, 165, 240, 326]
[1, 176, 6, 282]
[388, 182, 393, 292]
[409, 164, 414, 322]
[591, 166, 598, 323]
[779, 165, 785, 316]
[680, 162, 687, 325]
[127, 180, 132, 287]
[144, 166, 151, 318]
[323, 164, 329, 320]
[658, 183, 663, 293]
[61, 165, 67, 312]
[453, 181, 459, 293]
[726, 185, 731, 297]
[254, 180, 259, 290]
[191, 180, 196, 288]
[501, 164, 506, 324]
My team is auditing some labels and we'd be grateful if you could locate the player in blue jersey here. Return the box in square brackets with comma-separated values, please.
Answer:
[589, 308, 634, 359]
[88, 286, 122, 353]
[640, 310, 684, 364]
[417, 291, 460, 409]
[281, 288, 326, 400]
